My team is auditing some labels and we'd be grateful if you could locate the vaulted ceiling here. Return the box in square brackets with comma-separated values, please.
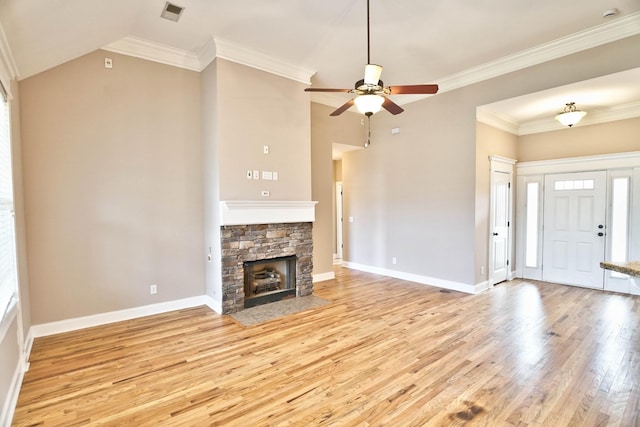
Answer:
[1, 0, 639, 131]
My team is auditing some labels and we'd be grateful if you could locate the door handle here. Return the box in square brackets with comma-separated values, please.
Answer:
[597, 232, 604, 237]
[492, 233, 499, 236]
[598, 224, 604, 229]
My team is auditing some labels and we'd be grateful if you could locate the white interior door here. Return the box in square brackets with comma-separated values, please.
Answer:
[489, 171, 511, 285]
[542, 171, 606, 288]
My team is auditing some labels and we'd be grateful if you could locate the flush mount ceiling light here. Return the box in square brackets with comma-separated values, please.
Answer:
[555, 102, 587, 127]
[161, 1, 185, 22]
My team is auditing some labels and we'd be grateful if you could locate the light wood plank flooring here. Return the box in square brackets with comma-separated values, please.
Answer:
[12, 268, 640, 426]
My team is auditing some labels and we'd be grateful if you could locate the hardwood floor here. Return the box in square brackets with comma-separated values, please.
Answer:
[12, 268, 640, 426]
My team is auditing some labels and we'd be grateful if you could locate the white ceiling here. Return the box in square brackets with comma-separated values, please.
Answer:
[1, 0, 640, 131]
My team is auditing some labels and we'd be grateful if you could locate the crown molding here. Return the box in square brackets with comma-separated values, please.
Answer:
[479, 100, 640, 136]
[476, 108, 520, 135]
[103, 36, 202, 71]
[438, 12, 640, 94]
[103, 35, 316, 84]
[102, 12, 639, 97]
[399, 12, 640, 107]
[212, 37, 315, 84]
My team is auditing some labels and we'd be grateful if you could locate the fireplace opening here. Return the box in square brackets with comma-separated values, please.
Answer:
[243, 255, 296, 308]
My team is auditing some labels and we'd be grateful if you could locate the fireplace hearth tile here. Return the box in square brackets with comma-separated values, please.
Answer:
[227, 295, 329, 327]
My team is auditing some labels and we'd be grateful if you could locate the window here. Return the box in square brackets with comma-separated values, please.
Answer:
[0, 83, 17, 321]
[553, 179, 594, 191]
[610, 177, 630, 279]
[525, 182, 539, 268]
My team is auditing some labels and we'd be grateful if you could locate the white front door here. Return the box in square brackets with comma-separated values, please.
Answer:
[542, 171, 607, 288]
[489, 171, 511, 285]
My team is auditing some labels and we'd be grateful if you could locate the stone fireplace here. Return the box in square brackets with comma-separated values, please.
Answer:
[220, 221, 313, 313]
[218, 201, 317, 313]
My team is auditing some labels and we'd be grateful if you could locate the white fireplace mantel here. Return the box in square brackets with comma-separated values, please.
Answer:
[219, 201, 318, 226]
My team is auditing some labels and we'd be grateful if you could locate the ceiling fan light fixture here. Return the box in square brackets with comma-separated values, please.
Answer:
[364, 64, 383, 86]
[555, 102, 587, 127]
[354, 94, 384, 116]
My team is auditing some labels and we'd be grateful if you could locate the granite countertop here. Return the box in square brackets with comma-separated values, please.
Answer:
[600, 261, 640, 278]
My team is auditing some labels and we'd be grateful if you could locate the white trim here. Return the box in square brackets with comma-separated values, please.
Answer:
[0, 298, 17, 343]
[29, 295, 218, 338]
[1, 354, 24, 427]
[103, 36, 202, 71]
[490, 155, 517, 172]
[517, 101, 640, 135]
[213, 37, 315, 85]
[476, 108, 519, 135]
[103, 36, 316, 84]
[342, 262, 484, 294]
[102, 12, 640, 99]
[313, 271, 335, 282]
[219, 201, 317, 226]
[438, 12, 640, 95]
[382, 12, 640, 109]
[517, 151, 640, 176]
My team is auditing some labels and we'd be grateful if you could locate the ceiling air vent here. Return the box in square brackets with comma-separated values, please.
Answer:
[160, 1, 185, 22]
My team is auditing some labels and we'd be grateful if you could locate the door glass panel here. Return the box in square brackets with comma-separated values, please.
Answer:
[610, 177, 629, 278]
[525, 182, 539, 268]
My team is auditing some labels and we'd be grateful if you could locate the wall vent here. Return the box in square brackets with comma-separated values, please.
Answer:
[160, 2, 185, 22]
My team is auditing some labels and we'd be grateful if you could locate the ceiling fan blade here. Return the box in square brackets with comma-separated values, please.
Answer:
[330, 99, 355, 116]
[388, 84, 439, 95]
[382, 97, 404, 115]
[304, 88, 352, 93]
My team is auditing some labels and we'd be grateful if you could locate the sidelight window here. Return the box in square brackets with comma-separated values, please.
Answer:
[0, 82, 17, 322]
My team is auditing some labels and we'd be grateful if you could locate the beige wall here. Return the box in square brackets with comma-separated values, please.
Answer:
[311, 103, 363, 275]
[518, 116, 640, 162]
[217, 60, 311, 201]
[343, 93, 478, 281]
[475, 122, 518, 284]
[343, 34, 640, 287]
[19, 50, 204, 323]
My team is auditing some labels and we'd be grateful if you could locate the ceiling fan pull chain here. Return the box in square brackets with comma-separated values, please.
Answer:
[365, 115, 372, 148]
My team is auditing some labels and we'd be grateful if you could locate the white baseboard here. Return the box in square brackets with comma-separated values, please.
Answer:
[475, 280, 491, 293]
[342, 262, 484, 294]
[313, 271, 335, 282]
[29, 295, 219, 339]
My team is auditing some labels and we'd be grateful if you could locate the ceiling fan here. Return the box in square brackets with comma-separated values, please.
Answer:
[305, 0, 439, 117]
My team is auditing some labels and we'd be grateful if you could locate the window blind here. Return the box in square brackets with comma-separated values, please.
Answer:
[0, 87, 17, 320]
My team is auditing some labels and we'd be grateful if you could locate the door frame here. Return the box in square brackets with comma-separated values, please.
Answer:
[516, 152, 640, 293]
[488, 156, 516, 286]
[335, 181, 343, 261]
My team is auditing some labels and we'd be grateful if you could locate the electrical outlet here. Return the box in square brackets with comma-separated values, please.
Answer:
[261, 190, 270, 197]
[263, 145, 269, 154]
[104, 57, 113, 69]
[392, 257, 397, 265]
[253, 170, 259, 180]
[150, 284, 157, 294]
